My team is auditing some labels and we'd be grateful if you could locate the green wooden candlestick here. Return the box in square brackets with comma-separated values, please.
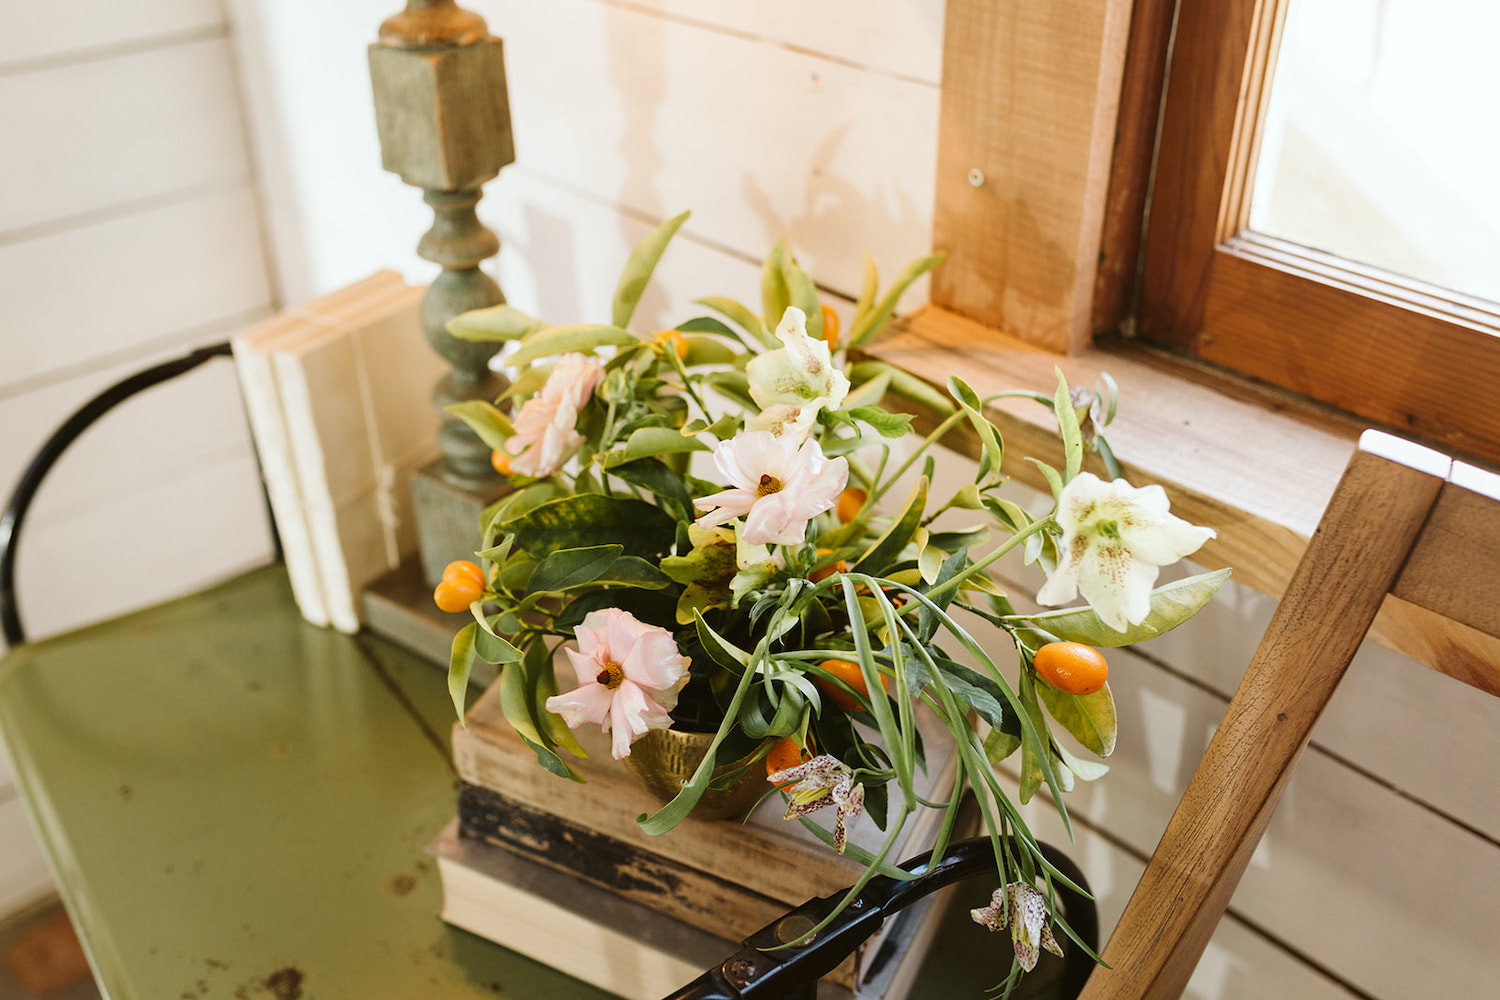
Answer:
[369, 0, 515, 585]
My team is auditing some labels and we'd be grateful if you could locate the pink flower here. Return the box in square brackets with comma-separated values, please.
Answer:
[544, 608, 690, 760]
[693, 431, 849, 546]
[505, 353, 605, 477]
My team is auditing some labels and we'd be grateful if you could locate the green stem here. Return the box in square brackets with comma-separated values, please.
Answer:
[922, 516, 1054, 605]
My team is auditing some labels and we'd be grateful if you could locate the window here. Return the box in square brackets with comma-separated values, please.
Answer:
[1133, 0, 1500, 465]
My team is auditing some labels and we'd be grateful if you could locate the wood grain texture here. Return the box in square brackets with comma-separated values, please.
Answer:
[933, 0, 1134, 352]
[864, 306, 1500, 684]
[1077, 443, 1465, 998]
[1138, 0, 1500, 466]
[452, 681, 865, 908]
[1090, 0, 1177, 337]
[1136, 0, 1258, 346]
[1201, 239, 1500, 466]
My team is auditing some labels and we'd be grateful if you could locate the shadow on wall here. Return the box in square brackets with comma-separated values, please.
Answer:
[607, 4, 673, 332]
[743, 123, 927, 298]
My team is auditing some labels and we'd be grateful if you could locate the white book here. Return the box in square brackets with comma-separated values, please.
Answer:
[233, 271, 442, 632]
[231, 312, 330, 627]
[273, 275, 442, 632]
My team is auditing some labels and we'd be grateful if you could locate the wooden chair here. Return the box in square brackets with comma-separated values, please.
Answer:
[1078, 429, 1500, 998]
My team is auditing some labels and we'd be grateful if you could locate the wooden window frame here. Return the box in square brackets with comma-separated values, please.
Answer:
[1134, 0, 1500, 465]
[928, 0, 1500, 469]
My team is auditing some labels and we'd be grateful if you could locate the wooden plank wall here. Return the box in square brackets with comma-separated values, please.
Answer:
[46, 1, 1495, 998]
[0, 0, 277, 915]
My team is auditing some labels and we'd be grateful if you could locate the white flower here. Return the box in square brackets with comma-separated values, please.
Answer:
[1037, 473, 1215, 631]
[505, 353, 605, 477]
[543, 608, 689, 760]
[767, 754, 865, 853]
[745, 306, 850, 440]
[970, 882, 1065, 972]
[693, 431, 849, 546]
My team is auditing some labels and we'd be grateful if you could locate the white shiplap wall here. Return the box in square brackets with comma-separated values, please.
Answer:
[225, 2, 1500, 998]
[0, 0, 277, 916]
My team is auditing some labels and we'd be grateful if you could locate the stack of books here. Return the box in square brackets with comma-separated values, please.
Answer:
[231, 272, 443, 633]
[430, 680, 968, 999]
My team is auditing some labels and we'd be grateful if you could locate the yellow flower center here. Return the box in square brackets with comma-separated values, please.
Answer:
[594, 661, 625, 690]
[757, 474, 783, 496]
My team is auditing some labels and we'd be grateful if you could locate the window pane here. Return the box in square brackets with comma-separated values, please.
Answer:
[1249, 0, 1500, 303]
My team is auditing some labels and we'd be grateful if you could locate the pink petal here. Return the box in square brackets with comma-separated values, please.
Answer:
[621, 627, 688, 692]
[545, 683, 614, 729]
[608, 681, 673, 759]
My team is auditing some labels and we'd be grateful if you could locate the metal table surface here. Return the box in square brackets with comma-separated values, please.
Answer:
[0, 566, 614, 1000]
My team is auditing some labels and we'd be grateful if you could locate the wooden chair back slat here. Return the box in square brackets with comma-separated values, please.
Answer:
[1078, 430, 1497, 999]
[1393, 476, 1500, 643]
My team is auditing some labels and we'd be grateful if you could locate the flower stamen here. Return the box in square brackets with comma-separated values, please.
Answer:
[757, 474, 783, 496]
[594, 662, 625, 690]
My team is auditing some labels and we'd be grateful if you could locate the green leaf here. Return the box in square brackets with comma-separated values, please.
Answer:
[697, 296, 777, 350]
[948, 376, 1004, 484]
[851, 476, 928, 575]
[607, 457, 694, 522]
[603, 426, 709, 466]
[681, 337, 739, 367]
[507, 324, 641, 367]
[985, 725, 1021, 765]
[593, 555, 672, 589]
[761, 240, 791, 337]
[447, 303, 544, 342]
[1053, 368, 1083, 483]
[472, 625, 522, 665]
[843, 370, 892, 411]
[1036, 681, 1117, 757]
[847, 361, 955, 416]
[849, 406, 913, 439]
[675, 316, 737, 337]
[851, 253, 879, 331]
[527, 544, 624, 594]
[1022, 568, 1232, 646]
[930, 654, 1020, 745]
[444, 400, 513, 451]
[613, 210, 689, 329]
[693, 612, 751, 673]
[1017, 672, 1049, 804]
[782, 251, 822, 345]
[847, 252, 945, 349]
[448, 623, 478, 720]
[1052, 738, 1109, 781]
[1028, 457, 1065, 501]
[501, 494, 676, 559]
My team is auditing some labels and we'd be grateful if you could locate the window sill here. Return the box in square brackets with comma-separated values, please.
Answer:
[866, 305, 1499, 684]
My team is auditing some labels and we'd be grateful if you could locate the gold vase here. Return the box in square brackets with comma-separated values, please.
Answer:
[623, 728, 768, 821]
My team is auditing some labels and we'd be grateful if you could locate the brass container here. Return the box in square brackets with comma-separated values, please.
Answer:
[624, 728, 768, 821]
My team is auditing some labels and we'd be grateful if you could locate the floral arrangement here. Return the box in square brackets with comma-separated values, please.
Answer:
[438, 211, 1225, 987]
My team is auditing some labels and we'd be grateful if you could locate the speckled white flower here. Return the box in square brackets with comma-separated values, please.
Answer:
[693, 431, 848, 546]
[544, 608, 689, 760]
[970, 882, 1065, 972]
[1037, 473, 1215, 631]
[767, 754, 865, 853]
[745, 307, 850, 440]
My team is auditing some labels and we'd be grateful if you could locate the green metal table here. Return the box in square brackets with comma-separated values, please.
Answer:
[0, 567, 614, 1000]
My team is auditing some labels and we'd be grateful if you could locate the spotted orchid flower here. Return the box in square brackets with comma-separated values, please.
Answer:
[543, 608, 689, 760]
[970, 882, 1066, 972]
[745, 306, 850, 440]
[766, 754, 865, 853]
[1037, 473, 1216, 632]
[693, 430, 848, 547]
